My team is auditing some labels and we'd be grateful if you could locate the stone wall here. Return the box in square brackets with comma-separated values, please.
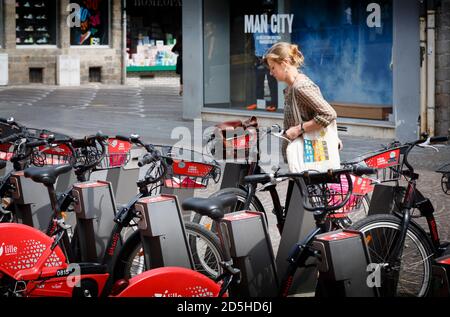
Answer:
[0, 0, 124, 85]
[436, 0, 450, 135]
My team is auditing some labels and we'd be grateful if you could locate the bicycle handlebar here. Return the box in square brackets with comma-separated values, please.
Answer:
[244, 166, 377, 185]
[25, 140, 48, 149]
[71, 132, 108, 148]
[244, 166, 377, 212]
[430, 136, 449, 144]
[0, 134, 21, 144]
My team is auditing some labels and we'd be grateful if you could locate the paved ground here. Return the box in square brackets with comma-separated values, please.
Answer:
[1, 78, 449, 255]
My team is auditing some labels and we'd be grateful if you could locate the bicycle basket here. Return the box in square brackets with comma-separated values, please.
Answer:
[302, 174, 349, 211]
[96, 138, 132, 170]
[210, 119, 259, 161]
[156, 145, 221, 189]
[31, 144, 75, 167]
[363, 147, 403, 182]
[327, 175, 373, 218]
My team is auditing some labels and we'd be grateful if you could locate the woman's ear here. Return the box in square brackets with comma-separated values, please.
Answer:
[282, 58, 291, 68]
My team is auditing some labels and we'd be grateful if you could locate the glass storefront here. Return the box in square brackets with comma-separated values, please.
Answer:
[126, 0, 181, 71]
[203, 0, 393, 121]
[15, 0, 57, 46]
[70, 0, 110, 46]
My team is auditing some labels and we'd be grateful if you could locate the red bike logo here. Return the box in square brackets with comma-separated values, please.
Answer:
[0, 243, 18, 257]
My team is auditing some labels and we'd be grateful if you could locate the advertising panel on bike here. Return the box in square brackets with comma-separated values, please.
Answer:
[364, 148, 400, 169]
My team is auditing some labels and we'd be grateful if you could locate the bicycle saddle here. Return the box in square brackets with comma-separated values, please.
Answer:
[24, 164, 72, 186]
[182, 194, 237, 221]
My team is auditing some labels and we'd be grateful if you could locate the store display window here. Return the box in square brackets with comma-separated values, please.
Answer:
[15, 0, 57, 46]
[126, 1, 181, 70]
[70, 0, 110, 46]
[203, 0, 393, 121]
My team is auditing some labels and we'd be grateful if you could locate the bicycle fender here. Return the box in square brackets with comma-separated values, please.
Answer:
[112, 267, 222, 297]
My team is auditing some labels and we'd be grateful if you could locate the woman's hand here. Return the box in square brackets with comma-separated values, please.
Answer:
[286, 126, 302, 140]
[338, 139, 343, 150]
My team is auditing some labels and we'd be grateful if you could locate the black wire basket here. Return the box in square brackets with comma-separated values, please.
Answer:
[95, 138, 132, 170]
[303, 173, 373, 218]
[346, 146, 405, 183]
[155, 145, 221, 189]
[30, 144, 75, 167]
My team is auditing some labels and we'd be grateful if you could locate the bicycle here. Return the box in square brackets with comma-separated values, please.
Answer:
[349, 134, 449, 297]
[436, 163, 450, 195]
[0, 144, 225, 298]
[112, 136, 224, 281]
[183, 165, 377, 297]
[197, 123, 374, 234]
[0, 118, 74, 224]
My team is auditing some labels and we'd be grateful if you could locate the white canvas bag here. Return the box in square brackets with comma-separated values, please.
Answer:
[286, 84, 341, 173]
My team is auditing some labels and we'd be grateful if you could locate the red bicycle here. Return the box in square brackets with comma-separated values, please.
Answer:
[0, 145, 225, 297]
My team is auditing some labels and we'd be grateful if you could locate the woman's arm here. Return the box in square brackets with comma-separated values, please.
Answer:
[286, 84, 337, 140]
[286, 119, 321, 140]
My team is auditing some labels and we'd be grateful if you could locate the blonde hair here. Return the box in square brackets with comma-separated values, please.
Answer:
[263, 42, 304, 68]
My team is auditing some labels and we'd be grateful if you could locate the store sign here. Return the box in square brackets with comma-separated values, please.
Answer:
[244, 14, 294, 34]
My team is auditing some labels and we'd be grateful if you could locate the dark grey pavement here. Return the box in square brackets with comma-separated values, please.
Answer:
[1, 79, 449, 252]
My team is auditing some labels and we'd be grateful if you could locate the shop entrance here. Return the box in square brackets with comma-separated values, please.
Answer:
[126, 0, 182, 80]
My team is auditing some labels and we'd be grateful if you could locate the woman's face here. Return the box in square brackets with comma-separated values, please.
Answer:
[267, 59, 286, 82]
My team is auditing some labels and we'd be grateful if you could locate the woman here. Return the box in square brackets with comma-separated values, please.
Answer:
[262, 42, 342, 161]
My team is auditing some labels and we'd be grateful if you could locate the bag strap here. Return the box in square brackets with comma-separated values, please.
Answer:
[290, 82, 302, 126]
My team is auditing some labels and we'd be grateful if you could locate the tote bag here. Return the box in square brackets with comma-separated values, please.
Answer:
[286, 84, 341, 173]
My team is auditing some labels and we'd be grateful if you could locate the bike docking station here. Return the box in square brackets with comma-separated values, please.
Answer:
[221, 210, 279, 297]
[312, 230, 377, 297]
[430, 256, 450, 297]
[72, 180, 118, 263]
[135, 194, 194, 269]
[96, 138, 141, 206]
[276, 180, 318, 295]
[10, 169, 75, 232]
[275, 181, 377, 297]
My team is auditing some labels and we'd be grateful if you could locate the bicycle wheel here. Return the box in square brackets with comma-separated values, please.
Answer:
[350, 214, 434, 297]
[186, 221, 224, 279]
[113, 221, 224, 281]
[192, 187, 265, 233]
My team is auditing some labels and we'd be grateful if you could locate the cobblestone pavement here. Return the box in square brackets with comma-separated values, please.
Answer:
[1, 79, 449, 256]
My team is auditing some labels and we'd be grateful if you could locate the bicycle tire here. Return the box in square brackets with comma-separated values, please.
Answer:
[191, 187, 266, 233]
[113, 221, 224, 282]
[350, 214, 434, 297]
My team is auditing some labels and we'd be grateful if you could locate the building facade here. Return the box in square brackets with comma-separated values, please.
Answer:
[0, 0, 124, 85]
[183, 0, 449, 141]
[0, 0, 448, 140]
[436, 0, 450, 136]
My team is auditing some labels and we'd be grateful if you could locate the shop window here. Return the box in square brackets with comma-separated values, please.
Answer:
[126, 1, 181, 70]
[203, 0, 393, 121]
[70, 0, 110, 46]
[16, 0, 57, 46]
[291, 0, 393, 107]
[29, 67, 43, 83]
